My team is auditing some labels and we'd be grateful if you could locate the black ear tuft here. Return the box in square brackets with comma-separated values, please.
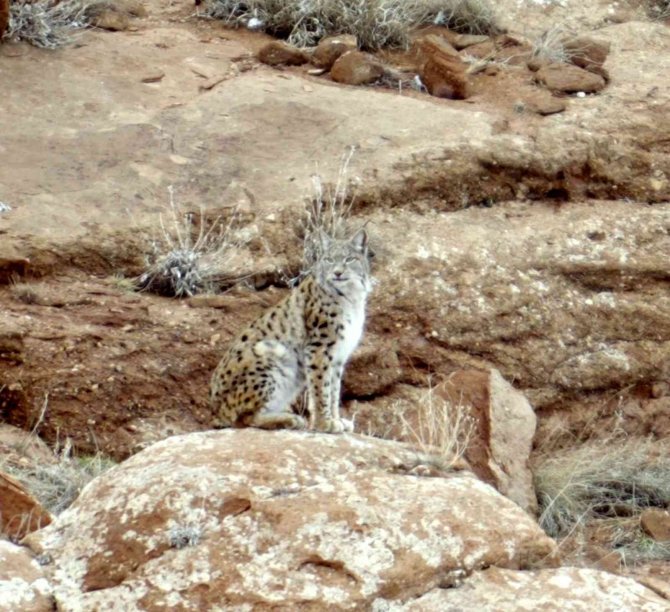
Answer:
[351, 229, 368, 252]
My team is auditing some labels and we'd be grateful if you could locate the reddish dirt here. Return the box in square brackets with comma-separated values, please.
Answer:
[0, 276, 284, 460]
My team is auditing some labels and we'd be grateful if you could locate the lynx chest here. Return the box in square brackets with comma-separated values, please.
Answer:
[334, 297, 366, 364]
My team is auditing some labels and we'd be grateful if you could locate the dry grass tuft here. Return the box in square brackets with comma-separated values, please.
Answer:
[299, 146, 361, 279]
[9, 282, 41, 305]
[534, 436, 670, 564]
[202, 0, 501, 50]
[531, 25, 572, 64]
[135, 186, 246, 298]
[2, 437, 115, 516]
[4, 0, 141, 48]
[648, 0, 670, 20]
[398, 385, 475, 471]
[5, 0, 90, 48]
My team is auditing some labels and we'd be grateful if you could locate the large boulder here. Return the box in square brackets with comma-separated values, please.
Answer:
[403, 567, 669, 611]
[24, 430, 556, 609]
[439, 369, 537, 514]
[0, 472, 52, 540]
[0, 540, 53, 612]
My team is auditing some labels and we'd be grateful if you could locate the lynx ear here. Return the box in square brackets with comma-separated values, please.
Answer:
[351, 229, 368, 252]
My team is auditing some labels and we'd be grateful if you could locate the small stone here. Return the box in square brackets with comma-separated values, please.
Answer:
[247, 17, 263, 31]
[459, 40, 496, 59]
[527, 57, 551, 72]
[141, 71, 165, 83]
[312, 34, 357, 70]
[330, 51, 384, 86]
[563, 36, 610, 73]
[420, 53, 469, 99]
[640, 508, 670, 542]
[413, 34, 469, 99]
[525, 92, 567, 115]
[535, 64, 606, 94]
[89, 9, 130, 31]
[451, 34, 490, 50]
[118, 0, 147, 18]
[199, 75, 226, 91]
[257, 41, 309, 67]
[413, 33, 460, 61]
[596, 550, 622, 574]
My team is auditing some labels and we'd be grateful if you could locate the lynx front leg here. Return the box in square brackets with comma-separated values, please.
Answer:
[330, 362, 353, 433]
[305, 346, 342, 434]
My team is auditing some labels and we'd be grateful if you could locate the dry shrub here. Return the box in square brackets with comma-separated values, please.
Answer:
[9, 282, 41, 305]
[203, 0, 501, 50]
[3, 444, 114, 515]
[300, 146, 361, 278]
[534, 436, 670, 565]
[1, 414, 115, 519]
[398, 385, 475, 471]
[0, 396, 116, 516]
[135, 186, 246, 298]
[647, 0, 670, 19]
[5, 0, 89, 48]
[531, 25, 572, 64]
[4, 0, 140, 48]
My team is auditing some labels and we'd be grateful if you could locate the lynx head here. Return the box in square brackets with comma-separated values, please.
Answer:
[313, 229, 371, 300]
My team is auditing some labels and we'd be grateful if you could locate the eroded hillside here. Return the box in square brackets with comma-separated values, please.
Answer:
[0, 0, 669, 609]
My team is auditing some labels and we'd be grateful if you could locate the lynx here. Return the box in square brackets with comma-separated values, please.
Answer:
[210, 229, 371, 434]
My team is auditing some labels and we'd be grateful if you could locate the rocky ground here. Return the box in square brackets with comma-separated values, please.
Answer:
[0, 0, 669, 609]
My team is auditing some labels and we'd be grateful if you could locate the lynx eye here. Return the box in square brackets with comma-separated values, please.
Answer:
[323, 256, 334, 264]
[344, 256, 356, 264]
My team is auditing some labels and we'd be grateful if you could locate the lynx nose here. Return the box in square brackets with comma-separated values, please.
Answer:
[334, 268, 344, 278]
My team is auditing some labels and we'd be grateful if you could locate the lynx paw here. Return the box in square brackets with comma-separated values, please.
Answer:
[252, 413, 306, 430]
[287, 414, 308, 430]
[316, 417, 353, 434]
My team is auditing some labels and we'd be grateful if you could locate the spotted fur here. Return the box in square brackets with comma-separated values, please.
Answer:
[210, 230, 371, 433]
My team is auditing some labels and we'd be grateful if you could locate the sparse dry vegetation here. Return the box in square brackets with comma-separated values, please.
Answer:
[398, 385, 475, 471]
[5, 0, 90, 48]
[4, 0, 142, 48]
[203, 0, 501, 50]
[648, 0, 670, 19]
[534, 436, 670, 565]
[9, 282, 41, 305]
[135, 186, 246, 298]
[2, 438, 115, 515]
[299, 146, 362, 278]
[531, 25, 571, 64]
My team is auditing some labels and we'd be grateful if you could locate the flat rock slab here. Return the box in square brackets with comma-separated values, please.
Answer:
[0, 25, 492, 260]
